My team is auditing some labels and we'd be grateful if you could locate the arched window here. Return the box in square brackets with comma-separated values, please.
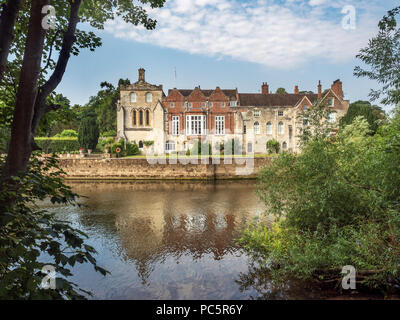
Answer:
[146, 92, 152, 103]
[132, 110, 137, 126]
[254, 121, 260, 134]
[145, 110, 150, 126]
[139, 141, 143, 148]
[130, 93, 136, 103]
[278, 122, 284, 135]
[139, 110, 143, 125]
[266, 122, 272, 134]
[282, 142, 287, 150]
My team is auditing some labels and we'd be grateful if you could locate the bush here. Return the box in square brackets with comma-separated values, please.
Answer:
[59, 129, 78, 138]
[35, 137, 80, 154]
[266, 139, 280, 154]
[100, 130, 117, 138]
[111, 139, 140, 157]
[239, 105, 400, 293]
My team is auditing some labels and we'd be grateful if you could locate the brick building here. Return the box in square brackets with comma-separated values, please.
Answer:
[117, 69, 349, 154]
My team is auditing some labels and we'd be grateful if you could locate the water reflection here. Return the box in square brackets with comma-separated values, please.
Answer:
[43, 181, 270, 299]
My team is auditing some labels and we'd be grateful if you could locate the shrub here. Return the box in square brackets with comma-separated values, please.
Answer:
[100, 130, 117, 138]
[111, 139, 139, 157]
[34, 138, 80, 154]
[60, 129, 78, 137]
[266, 139, 280, 154]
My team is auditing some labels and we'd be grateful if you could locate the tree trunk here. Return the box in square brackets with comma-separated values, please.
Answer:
[31, 0, 82, 136]
[0, 0, 22, 81]
[2, 0, 49, 178]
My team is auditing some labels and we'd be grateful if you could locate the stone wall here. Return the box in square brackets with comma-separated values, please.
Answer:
[58, 157, 271, 180]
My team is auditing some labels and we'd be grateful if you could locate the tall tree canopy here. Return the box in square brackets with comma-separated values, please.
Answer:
[0, 0, 165, 178]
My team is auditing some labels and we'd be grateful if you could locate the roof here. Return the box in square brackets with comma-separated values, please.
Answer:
[238, 93, 319, 107]
[168, 89, 237, 100]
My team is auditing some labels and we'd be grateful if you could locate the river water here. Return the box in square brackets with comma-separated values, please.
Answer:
[40, 180, 334, 300]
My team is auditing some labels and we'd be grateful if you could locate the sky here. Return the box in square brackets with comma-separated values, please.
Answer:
[57, 0, 399, 111]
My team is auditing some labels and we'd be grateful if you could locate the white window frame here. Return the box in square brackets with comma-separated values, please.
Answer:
[186, 115, 206, 135]
[166, 141, 175, 152]
[266, 122, 272, 135]
[172, 116, 180, 135]
[278, 122, 284, 135]
[170, 102, 175, 108]
[215, 116, 225, 135]
[254, 121, 260, 134]
[328, 97, 334, 107]
[229, 101, 238, 107]
[278, 110, 284, 117]
[254, 110, 260, 117]
[146, 92, 152, 103]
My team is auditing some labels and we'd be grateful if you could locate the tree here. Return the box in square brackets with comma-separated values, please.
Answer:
[266, 139, 280, 154]
[354, 6, 400, 105]
[78, 111, 99, 151]
[275, 87, 287, 94]
[339, 100, 385, 134]
[1, 0, 166, 178]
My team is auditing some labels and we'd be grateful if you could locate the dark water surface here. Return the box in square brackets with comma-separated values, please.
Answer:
[40, 181, 333, 300]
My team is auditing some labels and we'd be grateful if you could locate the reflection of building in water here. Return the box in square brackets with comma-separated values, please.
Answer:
[71, 181, 265, 284]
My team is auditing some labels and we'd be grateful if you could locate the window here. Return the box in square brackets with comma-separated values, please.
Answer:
[170, 102, 175, 108]
[188, 102, 193, 109]
[254, 110, 260, 117]
[215, 116, 225, 135]
[145, 110, 150, 126]
[247, 142, 252, 153]
[139, 141, 143, 148]
[221, 102, 225, 107]
[230, 101, 238, 107]
[278, 110, 284, 117]
[303, 118, 309, 126]
[202, 102, 206, 108]
[172, 116, 179, 135]
[304, 105, 309, 111]
[254, 121, 260, 134]
[130, 93, 136, 103]
[146, 92, 152, 103]
[186, 115, 206, 135]
[328, 112, 336, 123]
[209, 102, 213, 107]
[328, 97, 334, 107]
[266, 122, 272, 134]
[139, 110, 143, 125]
[182, 102, 185, 107]
[243, 125, 246, 134]
[132, 110, 137, 126]
[282, 142, 287, 150]
[166, 141, 175, 152]
[278, 122, 284, 135]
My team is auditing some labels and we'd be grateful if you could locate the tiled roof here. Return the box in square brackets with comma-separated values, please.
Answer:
[169, 89, 237, 100]
[238, 93, 319, 107]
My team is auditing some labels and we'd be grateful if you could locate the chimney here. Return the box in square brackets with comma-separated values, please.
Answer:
[318, 80, 322, 98]
[331, 79, 343, 100]
[262, 82, 269, 95]
[138, 68, 145, 82]
[294, 85, 299, 94]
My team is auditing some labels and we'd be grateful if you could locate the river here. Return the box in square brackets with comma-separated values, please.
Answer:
[40, 180, 338, 300]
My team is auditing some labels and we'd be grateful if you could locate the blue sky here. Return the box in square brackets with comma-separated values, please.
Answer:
[57, 0, 398, 111]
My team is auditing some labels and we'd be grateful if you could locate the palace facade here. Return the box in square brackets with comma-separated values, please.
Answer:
[117, 68, 349, 154]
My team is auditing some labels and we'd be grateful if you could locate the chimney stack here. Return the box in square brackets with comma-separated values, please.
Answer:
[138, 68, 145, 82]
[262, 82, 269, 95]
[294, 85, 299, 94]
[318, 80, 322, 98]
[331, 79, 343, 100]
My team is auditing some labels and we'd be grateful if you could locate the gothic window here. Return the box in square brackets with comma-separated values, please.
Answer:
[139, 110, 143, 125]
[282, 142, 287, 150]
[132, 110, 137, 126]
[278, 122, 284, 135]
[139, 141, 143, 148]
[146, 110, 150, 126]
[254, 121, 260, 134]
[266, 122, 272, 134]
[146, 92, 152, 103]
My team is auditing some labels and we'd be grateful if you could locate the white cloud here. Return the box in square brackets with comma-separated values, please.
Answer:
[104, 0, 384, 69]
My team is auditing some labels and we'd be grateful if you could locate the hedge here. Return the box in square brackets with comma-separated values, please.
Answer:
[35, 137, 80, 154]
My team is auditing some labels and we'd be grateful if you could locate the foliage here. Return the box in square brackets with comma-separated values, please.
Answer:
[275, 88, 287, 94]
[78, 111, 99, 151]
[239, 102, 400, 292]
[142, 140, 154, 147]
[34, 137, 80, 154]
[266, 139, 280, 154]
[0, 155, 109, 299]
[339, 100, 385, 134]
[354, 6, 400, 105]
[58, 130, 78, 138]
[111, 139, 140, 157]
[100, 130, 117, 138]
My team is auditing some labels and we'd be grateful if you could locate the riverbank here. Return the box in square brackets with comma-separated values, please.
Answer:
[58, 156, 271, 180]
